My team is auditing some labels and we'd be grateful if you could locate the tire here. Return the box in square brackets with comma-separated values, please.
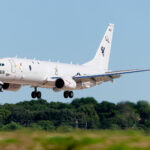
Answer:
[37, 91, 42, 99]
[0, 84, 3, 92]
[31, 91, 37, 98]
[69, 91, 74, 98]
[64, 91, 69, 98]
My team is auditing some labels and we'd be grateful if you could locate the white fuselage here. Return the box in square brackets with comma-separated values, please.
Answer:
[0, 58, 104, 90]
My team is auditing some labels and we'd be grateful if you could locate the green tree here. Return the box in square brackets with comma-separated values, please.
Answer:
[77, 104, 99, 129]
[37, 120, 55, 131]
[116, 102, 139, 129]
[0, 109, 11, 124]
[2, 122, 22, 131]
[95, 101, 118, 129]
[136, 101, 150, 128]
[71, 97, 97, 108]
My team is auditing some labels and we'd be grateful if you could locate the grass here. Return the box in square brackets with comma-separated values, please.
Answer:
[0, 129, 150, 150]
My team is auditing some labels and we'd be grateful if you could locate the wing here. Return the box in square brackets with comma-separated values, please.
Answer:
[42, 69, 150, 90]
[73, 69, 150, 84]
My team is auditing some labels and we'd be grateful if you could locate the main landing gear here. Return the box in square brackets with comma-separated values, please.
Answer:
[31, 87, 42, 99]
[31, 88, 73, 99]
[64, 91, 74, 98]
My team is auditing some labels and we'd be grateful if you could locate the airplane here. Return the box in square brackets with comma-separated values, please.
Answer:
[0, 23, 149, 99]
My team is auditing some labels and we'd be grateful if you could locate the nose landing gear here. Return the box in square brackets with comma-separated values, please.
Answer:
[31, 87, 42, 99]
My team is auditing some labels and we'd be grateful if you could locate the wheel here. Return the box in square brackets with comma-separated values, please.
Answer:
[0, 84, 3, 92]
[31, 91, 37, 98]
[69, 91, 74, 98]
[37, 91, 41, 99]
[64, 91, 69, 98]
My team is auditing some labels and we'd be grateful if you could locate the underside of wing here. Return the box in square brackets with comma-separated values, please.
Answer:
[73, 69, 150, 84]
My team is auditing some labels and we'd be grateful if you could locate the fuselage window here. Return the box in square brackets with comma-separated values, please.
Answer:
[29, 65, 32, 71]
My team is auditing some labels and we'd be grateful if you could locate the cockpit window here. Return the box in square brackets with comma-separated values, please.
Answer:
[0, 63, 5, 66]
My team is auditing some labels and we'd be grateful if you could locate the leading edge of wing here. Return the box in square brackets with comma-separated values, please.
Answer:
[73, 69, 150, 79]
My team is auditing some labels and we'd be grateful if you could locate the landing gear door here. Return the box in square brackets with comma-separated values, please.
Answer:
[9, 59, 16, 73]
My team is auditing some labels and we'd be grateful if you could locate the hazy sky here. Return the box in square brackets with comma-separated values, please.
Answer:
[0, 0, 150, 104]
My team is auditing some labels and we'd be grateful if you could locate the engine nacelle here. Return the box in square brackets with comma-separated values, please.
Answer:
[55, 77, 76, 89]
[2, 83, 21, 91]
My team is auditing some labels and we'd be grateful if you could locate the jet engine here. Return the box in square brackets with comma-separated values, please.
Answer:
[2, 83, 21, 91]
[55, 77, 76, 89]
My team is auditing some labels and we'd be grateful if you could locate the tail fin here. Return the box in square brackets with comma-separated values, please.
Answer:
[84, 23, 114, 72]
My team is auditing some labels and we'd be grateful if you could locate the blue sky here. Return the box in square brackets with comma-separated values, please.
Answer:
[0, 0, 150, 104]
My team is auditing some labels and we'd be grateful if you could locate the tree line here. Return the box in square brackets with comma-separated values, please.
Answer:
[0, 97, 149, 131]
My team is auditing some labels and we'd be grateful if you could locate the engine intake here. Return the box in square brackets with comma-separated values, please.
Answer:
[55, 78, 64, 89]
[55, 77, 76, 89]
[2, 83, 9, 89]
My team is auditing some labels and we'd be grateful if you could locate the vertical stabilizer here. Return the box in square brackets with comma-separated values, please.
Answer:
[84, 23, 114, 72]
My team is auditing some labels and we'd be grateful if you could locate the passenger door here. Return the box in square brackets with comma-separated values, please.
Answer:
[9, 59, 23, 81]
